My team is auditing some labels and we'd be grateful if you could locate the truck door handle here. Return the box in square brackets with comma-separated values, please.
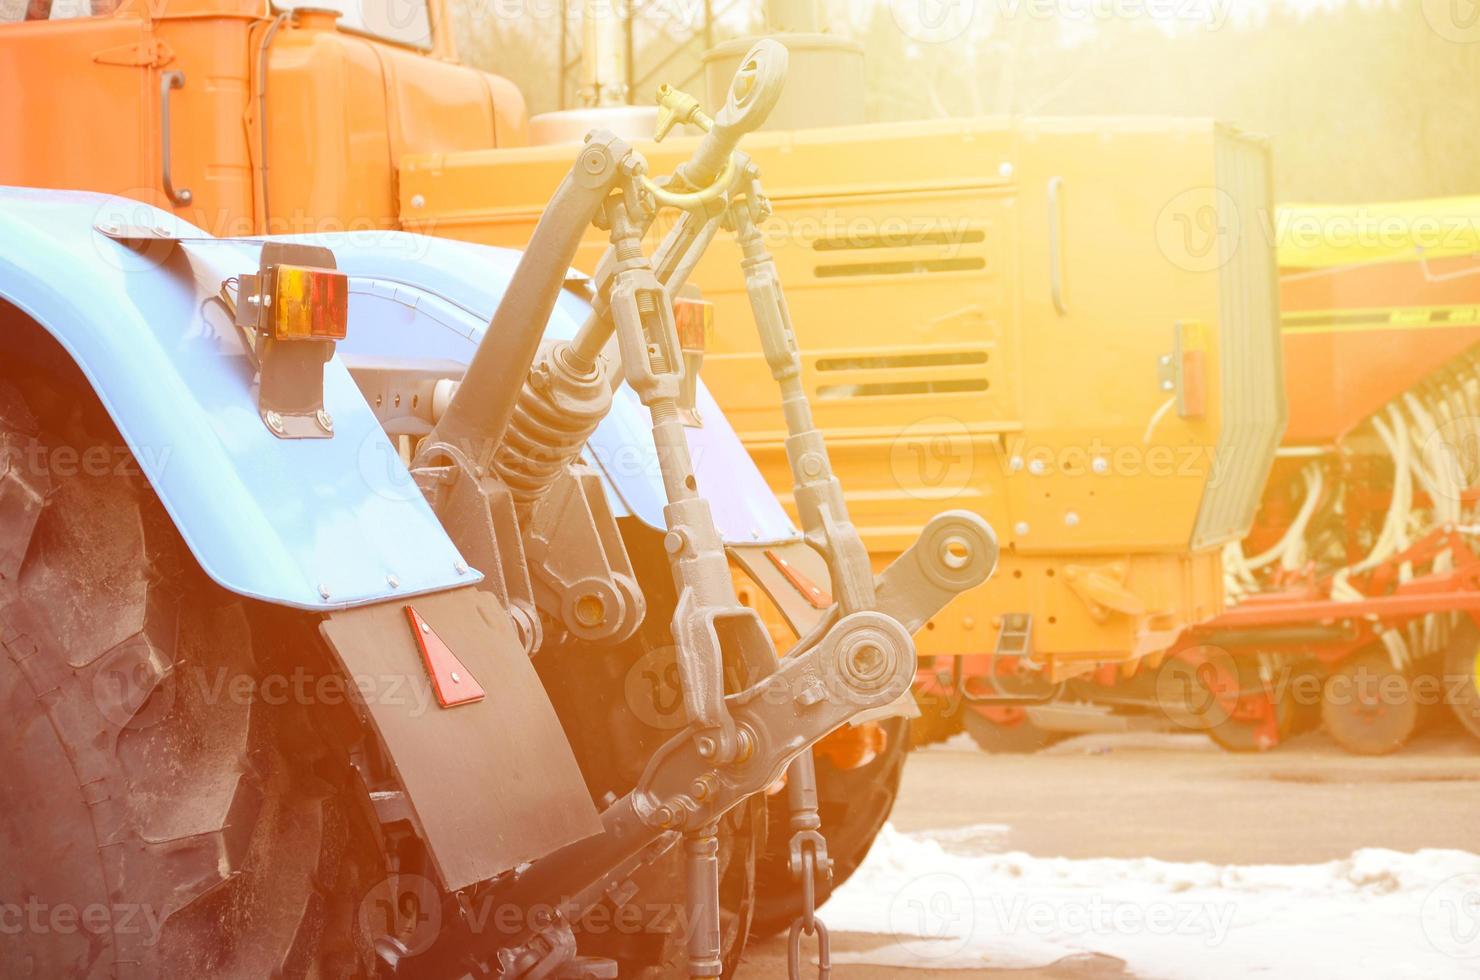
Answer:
[160, 71, 193, 206]
[1048, 176, 1066, 315]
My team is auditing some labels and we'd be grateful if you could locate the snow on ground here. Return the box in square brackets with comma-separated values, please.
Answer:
[1040, 733, 1217, 756]
[922, 732, 980, 753]
[921, 731, 1218, 756]
[819, 823, 1480, 979]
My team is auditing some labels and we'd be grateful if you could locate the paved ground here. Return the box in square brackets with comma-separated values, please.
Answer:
[737, 722, 1480, 978]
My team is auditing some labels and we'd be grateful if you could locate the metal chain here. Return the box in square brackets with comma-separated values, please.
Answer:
[786, 846, 832, 980]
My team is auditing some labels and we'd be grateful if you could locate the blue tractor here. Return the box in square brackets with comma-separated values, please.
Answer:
[0, 43, 996, 978]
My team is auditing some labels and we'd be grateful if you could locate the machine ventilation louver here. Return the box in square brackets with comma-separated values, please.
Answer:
[813, 349, 992, 400]
[810, 228, 989, 279]
[1190, 128, 1288, 549]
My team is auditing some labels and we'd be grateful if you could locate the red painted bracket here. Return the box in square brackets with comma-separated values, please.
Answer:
[405, 605, 485, 708]
[765, 548, 833, 609]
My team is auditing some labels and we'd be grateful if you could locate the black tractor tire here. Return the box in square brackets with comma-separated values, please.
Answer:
[748, 717, 909, 939]
[0, 373, 381, 979]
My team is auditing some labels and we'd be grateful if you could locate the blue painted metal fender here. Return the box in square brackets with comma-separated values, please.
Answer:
[283, 230, 801, 546]
[0, 188, 476, 610]
[0, 188, 797, 613]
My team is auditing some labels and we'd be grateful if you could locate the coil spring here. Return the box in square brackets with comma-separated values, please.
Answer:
[491, 353, 610, 507]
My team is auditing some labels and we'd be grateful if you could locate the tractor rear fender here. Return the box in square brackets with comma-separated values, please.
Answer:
[0, 188, 603, 892]
[0, 188, 476, 611]
[294, 229, 803, 548]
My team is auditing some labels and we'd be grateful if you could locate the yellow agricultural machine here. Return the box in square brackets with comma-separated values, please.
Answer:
[402, 1, 1480, 758]
[398, 23, 1286, 755]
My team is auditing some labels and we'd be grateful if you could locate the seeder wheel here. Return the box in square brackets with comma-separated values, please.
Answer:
[1321, 648, 1421, 755]
[962, 705, 1061, 753]
[1203, 659, 1295, 753]
[1443, 622, 1480, 742]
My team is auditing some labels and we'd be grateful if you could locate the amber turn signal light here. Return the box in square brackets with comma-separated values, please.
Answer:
[267, 263, 349, 341]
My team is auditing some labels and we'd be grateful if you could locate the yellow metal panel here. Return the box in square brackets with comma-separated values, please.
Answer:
[399, 115, 1272, 668]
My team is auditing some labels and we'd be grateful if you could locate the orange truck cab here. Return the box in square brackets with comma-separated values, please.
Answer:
[0, 0, 526, 234]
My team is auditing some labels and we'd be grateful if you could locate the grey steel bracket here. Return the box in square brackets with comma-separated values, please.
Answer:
[628, 608, 915, 833]
[413, 443, 542, 655]
[871, 510, 999, 634]
[521, 463, 644, 644]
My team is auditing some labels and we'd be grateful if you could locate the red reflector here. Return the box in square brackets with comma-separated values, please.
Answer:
[674, 297, 713, 352]
[765, 548, 833, 609]
[405, 606, 485, 708]
[270, 264, 348, 341]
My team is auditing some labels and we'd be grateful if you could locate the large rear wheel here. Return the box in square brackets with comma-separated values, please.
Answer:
[0, 372, 379, 979]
